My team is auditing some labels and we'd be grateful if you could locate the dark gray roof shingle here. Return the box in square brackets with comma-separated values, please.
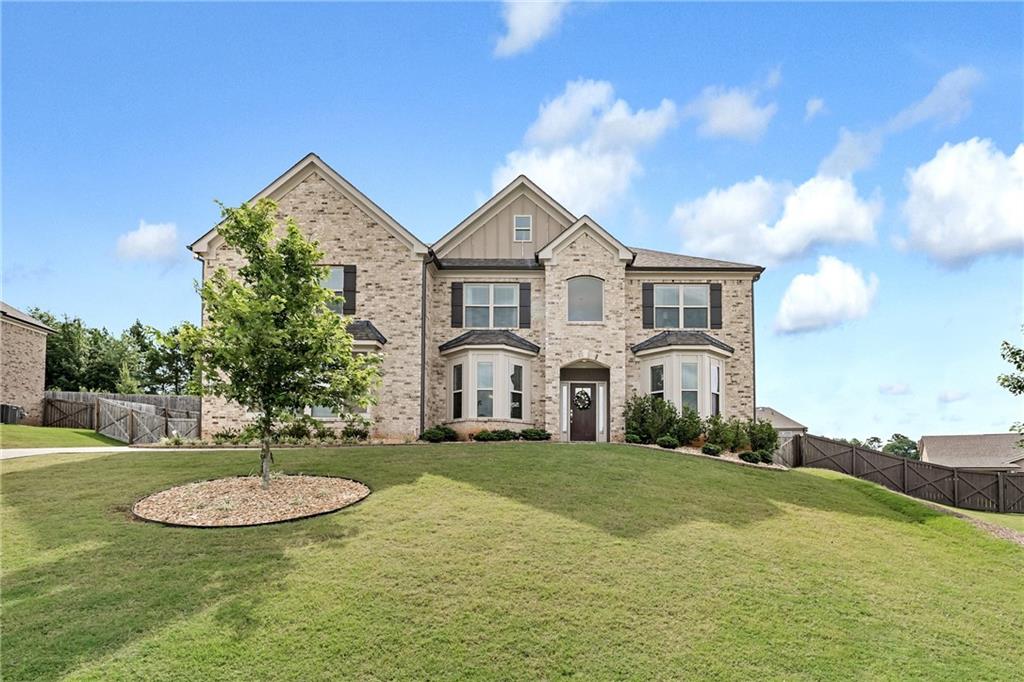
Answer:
[630, 330, 734, 354]
[436, 258, 541, 270]
[439, 329, 540, 354]
[919, 434, 1022, 470]
[347, 320, 387, 345]
[1, 301, 55, 333]
[627, 247, 763, 271]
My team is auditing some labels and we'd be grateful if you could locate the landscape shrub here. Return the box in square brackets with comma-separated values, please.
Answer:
[747, 419, 780, 452]
[738, 451, 760, 464]
[656, 435, 680, 449]
[341, 415, 372, 441]
[278, 415, 334, 442]
[673, 406, 703, 446]
[625, 433, 643, 444]
[756, 449, 774, 464]
[701, 443, 722, 456]
[519, 428, 551, 441]
[420, 427, 447, 443]
[212, 428, 243, 445]
[727, 418, 752, 452]
[624, 394, 678, 443]
[489, 429, 518, 441]
[703, 414, 728, 448]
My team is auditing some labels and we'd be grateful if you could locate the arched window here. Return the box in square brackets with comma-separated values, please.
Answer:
[567, 276, 603, 322]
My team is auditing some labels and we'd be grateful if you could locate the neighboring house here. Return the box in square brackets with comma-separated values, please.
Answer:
[755, 406, 808, 440]
[918, 434, 1023, 472]
[1, 302, 54, 425]
[189, 154, 763, 441]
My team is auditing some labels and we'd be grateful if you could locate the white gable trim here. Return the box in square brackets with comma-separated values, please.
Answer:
[189, 153, 428, 258]
[431, 175, 577, 257]
[536, 216, 634, 263]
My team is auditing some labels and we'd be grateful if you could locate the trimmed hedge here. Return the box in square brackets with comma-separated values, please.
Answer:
[656, 435, 680, 449]
[701, 443, 722, 456]
[519, 428, 552, 441]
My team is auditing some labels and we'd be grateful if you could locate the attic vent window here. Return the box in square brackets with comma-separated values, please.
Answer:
[513, 215, 532, 242]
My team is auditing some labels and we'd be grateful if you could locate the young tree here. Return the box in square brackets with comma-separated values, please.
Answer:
[180, 199, 381, 488]
[115, 358, 141, 394]
[864, 436, 883, 450]
[997, 325, 1024, 443]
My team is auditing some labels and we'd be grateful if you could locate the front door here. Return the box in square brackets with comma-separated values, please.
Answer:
[569, 383, 597, 441]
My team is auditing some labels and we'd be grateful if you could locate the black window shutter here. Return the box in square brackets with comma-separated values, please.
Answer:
[451, 282, 463, 328]
[710, 283, 723, 329]
[342, 265, 357, 315]
[642, 283, 654, 329]
[519, 282, 531, 329]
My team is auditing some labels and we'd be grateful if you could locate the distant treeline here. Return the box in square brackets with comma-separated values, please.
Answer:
[29, 309, 196, 395]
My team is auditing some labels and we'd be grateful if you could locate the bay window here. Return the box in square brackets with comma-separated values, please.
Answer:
[681, 361, 699, 414]
[654, 284, 710, 329]
[476, 361, 494, 417]
[639, 351, 729, 418]
[510, 364, 523, 419]
[443, 350, 532, 421]
[452, 364, 463, 420]
[465, 284, 519, 328]
[710, 361, 721, 416]
[650, 365, 664, 401]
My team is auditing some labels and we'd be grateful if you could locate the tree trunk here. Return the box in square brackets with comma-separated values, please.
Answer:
[261, 438, 272, 489]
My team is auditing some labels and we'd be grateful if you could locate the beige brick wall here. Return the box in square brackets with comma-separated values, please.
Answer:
[1, 320, 48, 425]
[543, 231, 629, 441]
[200, 171, 424, 440]
[624, 274, 756, 420]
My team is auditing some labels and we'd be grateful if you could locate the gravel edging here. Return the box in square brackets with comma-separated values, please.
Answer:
[626, 442, 788, 471]
[132, 474, 371, 528]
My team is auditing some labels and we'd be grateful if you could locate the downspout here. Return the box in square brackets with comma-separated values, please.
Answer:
[419, 257, 428, 435]
[751, 274, 758, 421]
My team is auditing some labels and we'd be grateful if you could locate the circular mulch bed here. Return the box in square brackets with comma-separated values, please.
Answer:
[132, 474, 370, 528]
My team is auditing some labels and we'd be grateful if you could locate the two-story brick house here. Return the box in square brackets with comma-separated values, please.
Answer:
[189, 154, 763, 442]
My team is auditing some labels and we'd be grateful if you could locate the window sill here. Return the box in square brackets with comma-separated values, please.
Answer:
[566, 321, 604, 326]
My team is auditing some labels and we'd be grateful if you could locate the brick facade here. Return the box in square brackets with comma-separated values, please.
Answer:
[1, 319, 48, 425]
[191, 156, 759, 442]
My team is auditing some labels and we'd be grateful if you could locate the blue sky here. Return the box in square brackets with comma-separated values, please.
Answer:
[3, 2, 1022, 439]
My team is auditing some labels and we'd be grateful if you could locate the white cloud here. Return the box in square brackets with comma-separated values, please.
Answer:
[116, 221, 179, 261]
[775, 256, 879, 334]
[804, 97, 825, 122]
[901, 138, 1024, 265]
[879, 383, 910, 396]
[684, 85, 777, 141]
[937, 390, 969, 404]
[493, 79, 677, 215]
[819, 67, 983, 177]
[673, 174, 881, 265]
[494, 1, 569, 57]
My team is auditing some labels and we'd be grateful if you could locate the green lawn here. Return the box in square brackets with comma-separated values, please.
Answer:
[2, 444, 1021, 681]
[0, 424, 122, 449]
[954, 507, 1024, 533]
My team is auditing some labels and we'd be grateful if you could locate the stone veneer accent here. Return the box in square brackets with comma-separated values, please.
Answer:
[200, 171, 423, 440]
[1, 319, 48, 425]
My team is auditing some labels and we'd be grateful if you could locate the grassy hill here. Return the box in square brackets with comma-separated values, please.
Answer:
[2, 443, 1021, 680]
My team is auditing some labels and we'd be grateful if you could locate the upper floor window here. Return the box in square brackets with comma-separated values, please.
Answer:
[567, 276, 603, 322]
[513, 215, 533, 242]
[654, 284, 709, 329]
[321, 265, 356, 315]
[465, 283, 519, 328]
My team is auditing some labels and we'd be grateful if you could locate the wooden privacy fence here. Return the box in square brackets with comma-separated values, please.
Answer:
[42, 392, 200, 445]
[790, 434, 1024, 514]
[96, 398, 200, 445]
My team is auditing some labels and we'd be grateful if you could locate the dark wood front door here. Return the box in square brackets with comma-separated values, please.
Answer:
[569, 383, 597, 441]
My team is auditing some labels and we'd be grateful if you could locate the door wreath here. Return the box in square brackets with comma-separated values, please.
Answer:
[573, 389, 592, 411]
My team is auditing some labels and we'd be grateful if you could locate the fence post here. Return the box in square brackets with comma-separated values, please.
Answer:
[163, 407, 169, 438]
[953, 470, 960, 507]
[128, 409, 135, 445]
[902, 458, 908, 494]
[794, 435, 803, 467]
[94, 400, 101, 434]
[998, 472, 1006, 513]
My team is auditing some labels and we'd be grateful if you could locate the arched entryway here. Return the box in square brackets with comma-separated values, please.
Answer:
[559, 360, 610, 442]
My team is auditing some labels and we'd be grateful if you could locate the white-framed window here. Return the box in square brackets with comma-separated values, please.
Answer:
[322, 266, 346, 314]
[567, 276, 603, 322]
[444, 351, 531, 421]
[710, 360, 721, 416]
[510, 364, 524, 419]
[452, 364, 464, 420]
[681, 361, 699, 414]
[650, 365, 664, 401]
[654, 284, 710, 329]
[513, 215, 533, 242]
[311, 405, 337, 419]
[476, 361, 494, 417]
[465, 283, 519, 328]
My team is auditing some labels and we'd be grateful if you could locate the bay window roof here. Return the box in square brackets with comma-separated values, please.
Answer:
[630, 330, 734, 355]
[347, 320, 387, 345]
[439, 329, 540, 354]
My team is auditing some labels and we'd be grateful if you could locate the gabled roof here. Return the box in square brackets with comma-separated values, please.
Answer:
[1, 301, 55, 333]
[630, 330, 734, 355]
[347, 320, 387, 345]
[536, 215, 634, 263]
[628, 247, 764, 273]
[439, 329, 540, 354]
[755, 406, 807, 431]
[431, 175, 577, 257]
[188, 153, 428, 258]
[919, 433, 1022, 470]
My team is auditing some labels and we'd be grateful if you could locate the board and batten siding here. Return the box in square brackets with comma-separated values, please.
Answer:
[441, 192, 572, 259]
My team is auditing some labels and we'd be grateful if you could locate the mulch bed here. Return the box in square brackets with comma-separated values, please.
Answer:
[132, 474, 370, 528]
